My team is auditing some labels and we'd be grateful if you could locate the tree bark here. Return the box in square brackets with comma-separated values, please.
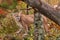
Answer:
[22, 0, 60, 26]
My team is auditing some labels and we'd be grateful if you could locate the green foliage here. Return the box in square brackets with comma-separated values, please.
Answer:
[0, 0, 17, 10]
[25, 24, 34, 40]
[0, 14, 19, 35]
[0, 2, 8, 9]
[8, 0, 17, 10]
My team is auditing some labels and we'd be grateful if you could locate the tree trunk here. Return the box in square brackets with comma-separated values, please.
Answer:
[22, 0, 60, 26]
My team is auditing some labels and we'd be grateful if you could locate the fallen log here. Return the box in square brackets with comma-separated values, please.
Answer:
[22, 0, 60, 26]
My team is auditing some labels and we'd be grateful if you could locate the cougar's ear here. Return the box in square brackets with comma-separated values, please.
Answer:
[18, 11, 22, 16]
